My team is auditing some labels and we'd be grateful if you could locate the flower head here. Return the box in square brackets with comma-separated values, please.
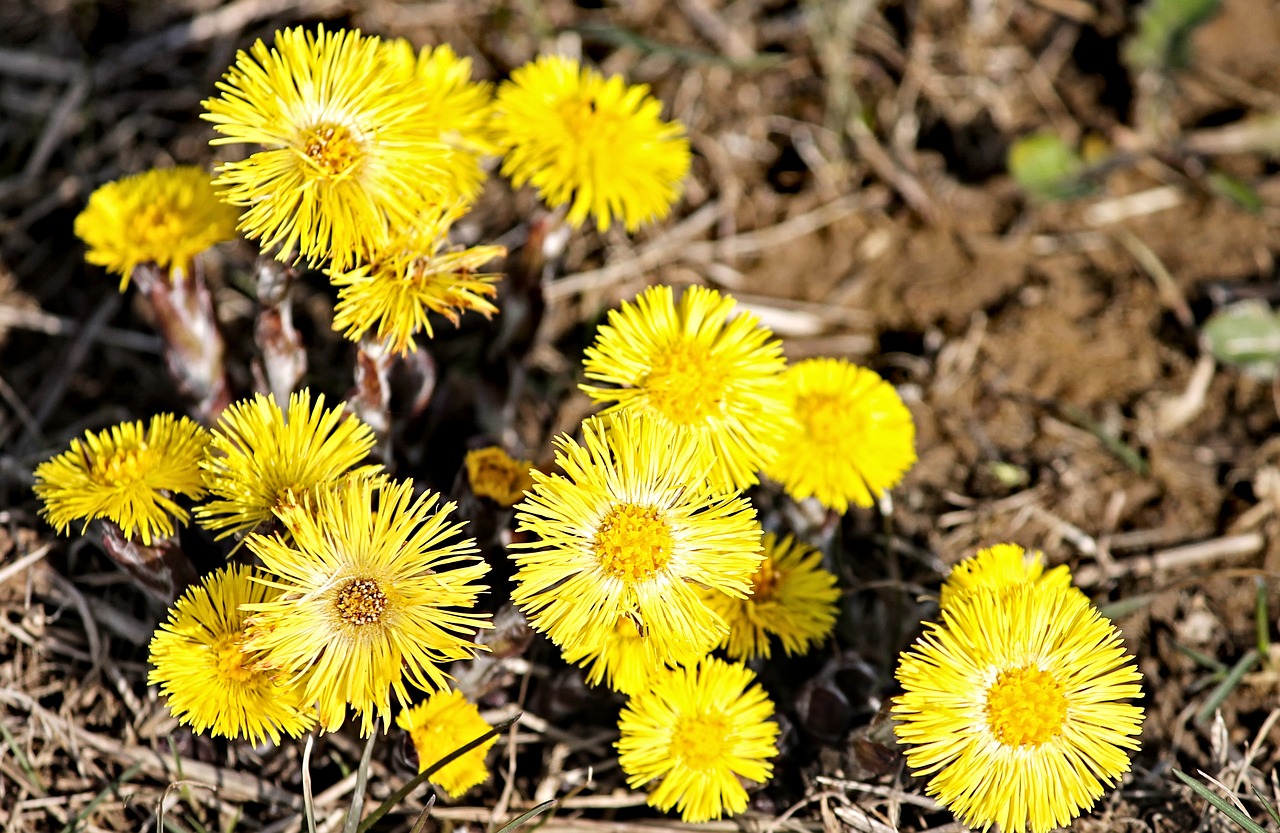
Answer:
[243, 476, 491, 734]
[512, 411, 762, 668]
[74, 167, 239, 289]
[328, 203, 505, 354]
[203, 26, 465, 269]
[940, 543, 1074, 611]
[582, 285, 792, 491]
[381, 40, 496, 198]
[704, 531, 840, 660]
[560, 614, 655, 695]
[893, 583, 1145, 833]
[491, 55, 691, 232]
[464, 446, 534, 507]
[148, 564, 315, 745]
[196, 389, 381, 538]
[34, 414, 209, 545]
[766, 358, 916, 513]
[396, 688, 496, 797]
[617, 657, 779, 823]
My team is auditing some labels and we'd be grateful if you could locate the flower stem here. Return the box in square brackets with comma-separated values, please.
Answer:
[253, 257, 307, 404]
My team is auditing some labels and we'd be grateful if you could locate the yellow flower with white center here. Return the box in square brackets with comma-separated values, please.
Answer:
[396, 688, 496, 798]
[893, 583, 1145, 833]
[148, 565, 315, 744]
[203, 26, 465, 269]
[766, 357, 916, 512]
[243, 476, 491, 735]
[328, 202, 505, 355]
[940, 542, 1075, 610]
[74, 167, 239, 290]
[617, 657, 779, 822]
[704, 531, 840, 660]
[196, 389, 381, 538]
[581, 284, 792, 492]
[34, 414, 209, 545]
[511, 411, 762, 668]
[491, 54, 691, 232]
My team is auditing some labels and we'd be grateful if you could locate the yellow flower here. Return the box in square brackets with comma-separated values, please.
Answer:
[196, 390, 381, 538]
[148, 564, 315, 745]
[766, 358, 916, 513]
[243, 476, 491, 734]
[381, 40, 496, 199]
[203, 26, 463, 269]
[560, 614, 655, 695]
[396, 688, 496, 798]
[328, 203, 505, 355]
[491, 55, 691, 232]
[34, 414, 209, 545]
[704, 531, 840, 660]
[893, 583, 1145, 833]
[617, 657, 779, 823]
[464, 446, 534, 507]
[940, 543, 1074, 611]
[512, 412, 762, 668]
[73, 167, 239, 290]
[581, 285, 792, 491]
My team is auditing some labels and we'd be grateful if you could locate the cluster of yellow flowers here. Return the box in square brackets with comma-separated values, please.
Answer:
[47, 21, 1149, 831]
[894, 544, 1146, 833]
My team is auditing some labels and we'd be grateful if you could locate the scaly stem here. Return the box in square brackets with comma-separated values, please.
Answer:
[98, 520, 196, 604]
[254, 257, 306, 403]
[134, 262, 231, 424]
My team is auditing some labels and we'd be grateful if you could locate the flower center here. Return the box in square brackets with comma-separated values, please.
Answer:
[89, 444, 151, 488]
[985, 665, 1068, 747]
[211, 631, 255, 684]
[558, 96, 623, 146]
[300, 123, 364, 179]
[797, 392, 855, 447]
[642, 341, 730, 425]
[130, 201, 186, 248]
[594, 504, 674, 582]
[750, 559, 782, 602]
[671, 714, 731, 769]
[335, 578, 388, 626]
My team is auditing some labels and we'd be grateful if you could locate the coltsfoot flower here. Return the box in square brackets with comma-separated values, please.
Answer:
[34, 414, 209, 545]
[766, 357, 916, 513]
[940, 543, 1074, 610]
[582, 285, 792, 491]
[560, 614, 654, 695]
[511, 411, 762, 668]
[491, 55, 691, 232]
[463, 446, 535, 507]
[893, 583, 1145, 833]
[617, 657, 779, 822]
[328, 203, 505, 354]
[73, 167, 238, 289]
[381, 40, 496, 199]
[703, 531, 840, 660]
[148, 564, 315, 745]
[397, 688, 496, 797]
[243, 476, 491, 734]
[196, 389, 381, 538]
[203, 26, 466, 269]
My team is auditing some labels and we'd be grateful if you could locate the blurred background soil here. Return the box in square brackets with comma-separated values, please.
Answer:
[2, 0, 1280, 831]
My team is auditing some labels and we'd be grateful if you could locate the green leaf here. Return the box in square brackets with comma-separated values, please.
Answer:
[1174, 769, 1268, 833]
[1007, 133, 1091, 201]
[1125, 0, 1222, 72]
[1195, 648, 1259, 727]
[1207, 171, 1263, 214]
[1203, 301, 1280, 379]
[494, 799, 559, 833]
